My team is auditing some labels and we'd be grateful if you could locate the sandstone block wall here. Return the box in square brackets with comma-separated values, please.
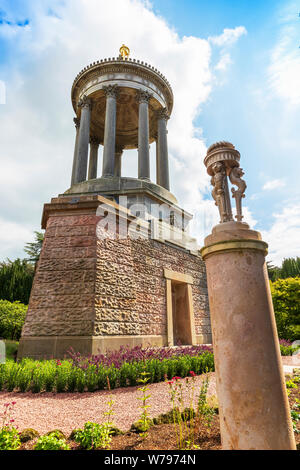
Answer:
[20, 208, 211, 355]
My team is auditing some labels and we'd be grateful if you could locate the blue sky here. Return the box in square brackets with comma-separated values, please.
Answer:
[0, 0, 299, 265]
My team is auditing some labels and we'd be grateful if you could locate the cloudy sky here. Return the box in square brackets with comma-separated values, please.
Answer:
[0, 0, 299, 265]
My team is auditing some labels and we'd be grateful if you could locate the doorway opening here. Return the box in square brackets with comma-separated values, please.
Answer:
[171, 282, 192, 345]
[164, 268, 196, 347]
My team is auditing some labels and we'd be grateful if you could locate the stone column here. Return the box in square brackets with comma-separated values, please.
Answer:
[88, 137, 100, 180]
[201, 142, 296, 450]
[102, 85, 118, 177]
[114, 147, 123, 177]
[154, 133, 160, 186]
[156, 108, 170, 191]
[70, 117, 80, 186]
[74, 96, 92, 184]
[137, 90, 151, 180]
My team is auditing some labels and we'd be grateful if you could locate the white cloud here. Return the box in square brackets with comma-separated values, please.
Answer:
[262, 179, 286, 191]
[268, 4, 300, 105]
[262, 203, 300, 265]
[209, 26, 247, 47]
[215, 53, 232, 71]
[0, 218, 34, 260]
[0, 0, 247, 259]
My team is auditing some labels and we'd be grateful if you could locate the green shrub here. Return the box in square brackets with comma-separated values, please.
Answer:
[34, 434, 70, 450]
[55, 361, 72, 393]
[280, 344, 300, 356]
[270, 277, 300, 342]
[16, 365, 33, 392]
[0, 300, 28, 341]
[86, 365, 98, 392]
[74, 421, 112, 450]
[75, 367, 86, 392]
[45, 429, 66, 440]
[19, 428, 40, 443]
[69, 429, 82, 441]
[0, 259, 34, 305]
[130, 418, 153, 433]
[0, 427, 21, 450]
[43, 361, 57, 392]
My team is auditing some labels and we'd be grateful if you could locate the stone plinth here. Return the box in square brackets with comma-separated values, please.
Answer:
[201, 222, 296, 450]
[18, 195, 211, 359]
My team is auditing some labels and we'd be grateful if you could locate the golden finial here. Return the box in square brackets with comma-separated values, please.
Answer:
[119, 44, 130, 60]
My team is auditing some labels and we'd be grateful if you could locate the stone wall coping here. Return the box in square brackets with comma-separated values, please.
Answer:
[41, 194, 134, 229]
[200, 239, 269, 260]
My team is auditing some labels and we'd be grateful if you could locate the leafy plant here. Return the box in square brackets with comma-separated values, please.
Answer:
[34, 434, 70, 450]
[135, 371, 152, 437]
[74, 421, 112, 450]
[0, 426, 20, 450]
[0, 401, 20, 450]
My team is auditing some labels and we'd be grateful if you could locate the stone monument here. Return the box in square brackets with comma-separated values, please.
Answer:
[201, 141, 296, 450]
[18, 46, 211, 359]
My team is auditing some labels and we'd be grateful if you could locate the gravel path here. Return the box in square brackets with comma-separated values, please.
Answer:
[0, 373, 216, 435]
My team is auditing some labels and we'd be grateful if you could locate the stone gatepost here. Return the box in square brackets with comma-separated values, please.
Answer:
[201, 141, 296, 450]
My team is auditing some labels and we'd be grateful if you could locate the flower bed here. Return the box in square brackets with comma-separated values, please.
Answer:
[0, 345, 214, 394]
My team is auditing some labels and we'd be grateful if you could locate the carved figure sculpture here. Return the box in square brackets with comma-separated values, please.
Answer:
[211, 162, 229, 223]
[229, 166, 247, 222]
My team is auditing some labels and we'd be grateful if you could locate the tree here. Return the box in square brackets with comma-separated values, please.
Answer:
[266, 261, 280, 282]
[24, 231, 44, 263]
[267, 257, 300, 281]
[270, 277, 300, 341]
[280, 257, 300, 279]
[0, 259, 34, 304]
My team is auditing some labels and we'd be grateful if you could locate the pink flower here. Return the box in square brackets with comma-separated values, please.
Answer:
[189, 371, 196, 377]
[11, 401, 16, 405]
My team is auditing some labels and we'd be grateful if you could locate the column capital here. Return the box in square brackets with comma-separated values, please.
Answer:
[78, 95, 92, 110]
[73, 117, 80, 129]
[156, 107, 170, 121]
[136, 89, 152, 104]
[103, 84, 119, 98]
[89, 136, 100, 146]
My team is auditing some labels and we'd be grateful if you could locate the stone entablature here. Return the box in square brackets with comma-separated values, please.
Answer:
[72, 57, 173, 115]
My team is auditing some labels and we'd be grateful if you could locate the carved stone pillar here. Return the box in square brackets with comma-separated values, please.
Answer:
[74, 96, 92, 184]
[114, 147, 123, 177]
[201, 141, 296, 450]
[136, 90, 151, 180]
[102, 85, 118, 177]
[88, 137, 100, 180]
[156, 108, 170, 191]
[71, 117, 80, 186]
